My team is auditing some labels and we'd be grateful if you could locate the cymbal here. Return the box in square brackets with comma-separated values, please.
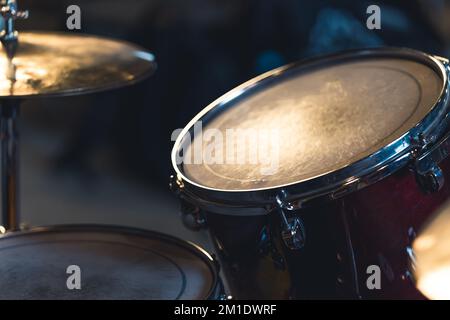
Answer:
[0, 32, 156, 98]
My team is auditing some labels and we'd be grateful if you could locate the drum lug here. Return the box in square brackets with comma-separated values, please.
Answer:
[276, 190, 305, 250]
[180, 198, 206, 231]
[414, 129, 450, 193]
[415, 164, 445, 193]
[170, 175, 207, 231]
[169, 174, 184, 194]
[281, 216, 306, 250]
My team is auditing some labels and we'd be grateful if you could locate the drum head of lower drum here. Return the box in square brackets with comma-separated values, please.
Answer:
[0, 226, 217, 300]
[176, 50, 446, 191]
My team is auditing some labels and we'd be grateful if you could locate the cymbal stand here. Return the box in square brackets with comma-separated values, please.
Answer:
[0, 0, 27, 231]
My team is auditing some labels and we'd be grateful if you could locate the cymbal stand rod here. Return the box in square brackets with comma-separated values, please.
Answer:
[0, 0, 27, 232]
[0, 100, 20, 231]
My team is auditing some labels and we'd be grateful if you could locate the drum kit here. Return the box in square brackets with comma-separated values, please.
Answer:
[1, 0, 450, 300]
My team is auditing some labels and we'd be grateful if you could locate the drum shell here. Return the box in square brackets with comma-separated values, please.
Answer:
[204, 155, 450, 299]
[205, 200, 353, 299]
[342, 156, 450, 299]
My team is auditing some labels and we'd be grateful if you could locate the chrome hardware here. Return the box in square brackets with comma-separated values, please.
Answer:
[331, 179, 360, 199]
[276, 190, 305, 250]
[0, 0, 28, 57]
[180, 199, 206, 231]
[276, 189, 294, 211]
[170, 175, 206, 231]
[407, 227, 416, 242]
[404, 228, 417, 284]
[404, 245, 417, 285]
[414, 129, 450, 193]
[281, 216, 305, 250]
[169, 174, 184, 194]
[406, 246, 416, 271]
[416, 164, 444, 193]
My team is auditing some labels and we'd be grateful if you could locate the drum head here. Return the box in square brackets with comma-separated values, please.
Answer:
[0, 226, 218, 300]
[175, 49, 446, 191]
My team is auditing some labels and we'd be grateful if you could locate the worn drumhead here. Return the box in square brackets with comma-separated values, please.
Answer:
[0, 226, 217, 300]
[178, 51, 445, 191]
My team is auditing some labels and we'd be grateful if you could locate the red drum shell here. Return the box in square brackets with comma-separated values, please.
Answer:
[343, 156, 450, 299]
[205, 157, 450, 299]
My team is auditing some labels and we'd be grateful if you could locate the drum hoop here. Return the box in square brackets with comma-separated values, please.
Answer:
[171, 47, 450, 214]
[0, 224, 220, 299]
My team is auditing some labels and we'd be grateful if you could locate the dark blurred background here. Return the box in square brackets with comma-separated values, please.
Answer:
[13, 0, 450, 244]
